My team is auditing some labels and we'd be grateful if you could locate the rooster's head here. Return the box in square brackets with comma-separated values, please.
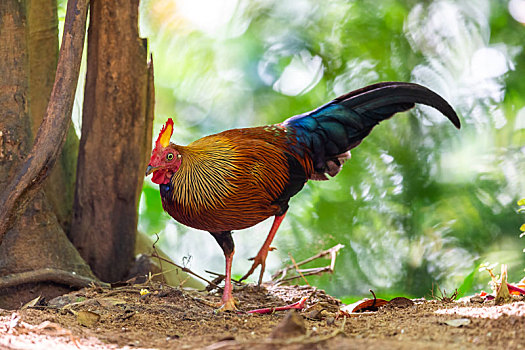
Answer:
[146, 118, 182, 185]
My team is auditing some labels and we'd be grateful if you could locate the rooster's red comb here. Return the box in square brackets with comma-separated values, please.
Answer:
[155, 118, 174, 149]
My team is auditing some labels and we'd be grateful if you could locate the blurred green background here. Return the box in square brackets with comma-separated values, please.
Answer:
[72, 0, 525, 301]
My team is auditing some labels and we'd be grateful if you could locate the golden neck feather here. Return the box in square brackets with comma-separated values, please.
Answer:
[169, 140, 239, 212]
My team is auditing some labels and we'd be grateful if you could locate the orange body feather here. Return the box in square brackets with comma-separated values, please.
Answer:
[161, 126, 313, 232]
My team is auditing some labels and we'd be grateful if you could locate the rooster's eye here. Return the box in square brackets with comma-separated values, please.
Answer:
[166, 153, 174, 161]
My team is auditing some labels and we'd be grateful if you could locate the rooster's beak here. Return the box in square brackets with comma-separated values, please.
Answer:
[145, 165, 156, 176]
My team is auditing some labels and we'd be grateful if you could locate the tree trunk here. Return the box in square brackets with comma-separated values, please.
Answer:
[0, 0, 95, 308]
[27, 0, 79, 235]
[70, 0, 153, 282]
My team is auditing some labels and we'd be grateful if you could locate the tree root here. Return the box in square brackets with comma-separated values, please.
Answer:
[0, 268, 109, 290]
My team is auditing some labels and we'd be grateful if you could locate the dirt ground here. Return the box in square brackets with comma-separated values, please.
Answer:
[1, 282, 525, 350]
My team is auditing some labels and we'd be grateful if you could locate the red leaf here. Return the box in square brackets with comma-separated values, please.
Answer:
[352, 298, 389, 312]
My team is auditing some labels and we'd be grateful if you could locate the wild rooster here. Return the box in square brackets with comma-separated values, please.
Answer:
[146, 82, 460, 311]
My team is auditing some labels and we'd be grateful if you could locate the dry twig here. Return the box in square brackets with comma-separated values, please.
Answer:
[151, 233, 167, 284]
[205, 270, 242, 285]
[288, 252, 310, 286]
[149, 252, 222, 291]
[271, 244, 344, 283]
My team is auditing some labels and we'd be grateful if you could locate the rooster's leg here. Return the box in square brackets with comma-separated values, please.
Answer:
[240, 212, 287, 285]
[210, 231, 237, 311]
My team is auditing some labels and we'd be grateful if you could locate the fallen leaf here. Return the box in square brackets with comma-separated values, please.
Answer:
[507, 283, 525, 295]
[351, 298, 389, 312]
[443, 318, 471, 327]
[76, 310, 100, 327]
[21, 296, 41, 310]
[97, 297, 126, 308]
[49, 294, 95, 309]
[341, 290, 389, 313]
[495, 264, 512, 305]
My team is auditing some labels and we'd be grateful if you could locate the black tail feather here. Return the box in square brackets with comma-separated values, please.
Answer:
[335, 82, 460, 128]
[283, 82, 460, 175]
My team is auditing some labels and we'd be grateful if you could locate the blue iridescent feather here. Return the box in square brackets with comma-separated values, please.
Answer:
[281, 82, 459, 173]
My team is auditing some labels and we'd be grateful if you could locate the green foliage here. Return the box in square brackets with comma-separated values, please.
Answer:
[138, 184, 168, 234]
[518, 198, 525, 237]
[456, 267, 477, 299]
[138, 0, 525, 299]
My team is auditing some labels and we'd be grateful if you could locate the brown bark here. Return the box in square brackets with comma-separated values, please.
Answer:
[27, 0, 59, 137]
[0, 0, 90, 242]
[27, 0, 79, 234]
[0, 0, 32, 179]
[0, 0, 96, 308]
[70, 0, 153, 282]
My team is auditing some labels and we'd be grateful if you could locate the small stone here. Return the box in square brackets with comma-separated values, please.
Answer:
[443, 318, 471, 327]
[76, 310, 100, 327]
[48, 295, 78, 308]
[218, 335, 235, 341]
[470, 295, 485, 303]
[385, 297, 414, 309]
[306, 309, 321, 320]
[269, 310, 306, 339]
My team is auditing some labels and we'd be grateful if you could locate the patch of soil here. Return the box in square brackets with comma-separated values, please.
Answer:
[1, 283, 525, 349]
